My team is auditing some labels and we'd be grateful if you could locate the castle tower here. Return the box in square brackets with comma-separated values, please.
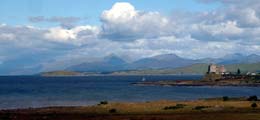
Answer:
[204, 64, 222, 81]
[209, 64, 217, 73]
[219, 65, 226, 74]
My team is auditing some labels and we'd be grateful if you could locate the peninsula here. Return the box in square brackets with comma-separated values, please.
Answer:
[133, 64, 260, 87]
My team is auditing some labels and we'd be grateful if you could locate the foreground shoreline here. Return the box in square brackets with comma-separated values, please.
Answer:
[1, 97, 260, 120]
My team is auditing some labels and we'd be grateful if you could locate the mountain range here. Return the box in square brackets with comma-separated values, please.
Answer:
[110, 62, 260, 75]
[66, 53, 260, 72]
[66, 55, 127, 72]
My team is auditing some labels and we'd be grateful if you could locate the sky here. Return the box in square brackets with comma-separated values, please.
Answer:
[0, 0, 260, 75]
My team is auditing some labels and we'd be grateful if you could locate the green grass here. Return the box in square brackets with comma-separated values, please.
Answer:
[41, 70, 82, 76]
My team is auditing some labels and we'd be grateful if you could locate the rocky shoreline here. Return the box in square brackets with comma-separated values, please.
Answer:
[132, 80, 260, 87]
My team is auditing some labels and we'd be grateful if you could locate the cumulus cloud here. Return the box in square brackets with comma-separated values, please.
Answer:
[98, 1, 260, 44]
[100, 2, 173, 41]
[197, 0, 260, 27]
[198, 21, 243, 36]
[0, 24, 47, 48]
[0, 33, 16, 40]
[44, 25, 99, 45]
[190, 21, 243, 41]
[44, 27, 76, 41]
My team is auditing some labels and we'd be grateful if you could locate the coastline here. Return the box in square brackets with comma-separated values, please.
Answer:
[132, 77, 260, 87]
[133, 81, 260, 87]
[40, 74, 203, 77]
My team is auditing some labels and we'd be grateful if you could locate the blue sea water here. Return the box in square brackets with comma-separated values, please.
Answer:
[0, 75, 260, 109]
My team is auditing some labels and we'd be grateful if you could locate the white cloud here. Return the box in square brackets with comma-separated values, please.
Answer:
[190, 21, 243, 41]
[201, 21, 243, 36]
[44, 25, 99, 45]
[100, 2, 172, 41]
[238, 8, 260, 27]
[0, 33, 16, 40]
[101, 2, 137, 22]
[44, 27, 76, 41]
[198, 0, 260, 28]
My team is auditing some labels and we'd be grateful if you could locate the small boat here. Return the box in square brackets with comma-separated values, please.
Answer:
[142, 77, 146, 82]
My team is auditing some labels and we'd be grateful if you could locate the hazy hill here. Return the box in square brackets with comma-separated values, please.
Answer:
[111, 62, 260, 75]
[65, 53, 260, 73]
[127, 54, 197, 69]
[67, 55, 127, 72]
[41, 71, 82, 76]
[217, 53, 260, 64]
[41, 62, 260, 76]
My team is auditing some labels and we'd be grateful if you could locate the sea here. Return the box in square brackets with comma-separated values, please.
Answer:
[0, 75, 260, 109]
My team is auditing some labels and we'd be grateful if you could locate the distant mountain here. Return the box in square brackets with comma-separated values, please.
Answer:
[128, 53, 260, 70]
[216, 53, 260, 64]
[41, 62, 260, 76]
[196, 53, 260, 65]
[67, 54, 127, 72]
[111, 62, 260, 75]
[65, 53, 260, 72]
[172, 62, 260, 74]
[127, 54, 197, 69]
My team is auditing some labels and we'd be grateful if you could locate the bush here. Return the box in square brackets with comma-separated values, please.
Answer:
[163, 104, 186, 110]
[109, 108, 117, 113]
[164, 106, 179, 110]
[98, 101, 108, 105]
[251, 103, 258, 108]
[193, 106, 209, 110]
[223, 96, 229, 101]
[247, 96, 258, 101]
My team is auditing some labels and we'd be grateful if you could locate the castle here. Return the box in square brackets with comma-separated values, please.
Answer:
[204, 64, 259, 82]
[204, 64, 227, 81]
[208, 64, 226, 74]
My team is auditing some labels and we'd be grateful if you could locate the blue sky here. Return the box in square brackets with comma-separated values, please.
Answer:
[0, 0, 260, 75]
[0, 0, 220, 26]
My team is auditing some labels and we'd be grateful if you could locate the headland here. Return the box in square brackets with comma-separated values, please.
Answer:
[133, 64, 260, 87]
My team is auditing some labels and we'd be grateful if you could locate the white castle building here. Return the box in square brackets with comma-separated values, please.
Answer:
[208, 64, 226, 74]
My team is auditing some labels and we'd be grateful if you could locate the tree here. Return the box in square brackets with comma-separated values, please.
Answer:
[109, 108, 117, 113]
[207, 65, 211, 74]
[251, 103, 257, 109]
[237, 68, 241, 75]
[223, 96, 229, 101]
[248, 96, 258, 101]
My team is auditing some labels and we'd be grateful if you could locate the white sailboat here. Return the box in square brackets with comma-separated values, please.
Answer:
[142, 77, 146, 82]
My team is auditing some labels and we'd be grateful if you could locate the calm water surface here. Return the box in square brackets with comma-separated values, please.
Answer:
[0, 75, 260, 109]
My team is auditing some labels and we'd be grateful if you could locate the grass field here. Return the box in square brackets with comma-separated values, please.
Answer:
[1, 98, 260, 120]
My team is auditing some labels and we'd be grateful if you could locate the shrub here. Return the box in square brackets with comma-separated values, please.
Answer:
[164, 106, 179, 110]
[251, 103, 258, 108]
[109, 108, 117, 113]
[193, 106, 209, 110]
[176, 104, 186, 107]
[98, 101, 108, 105]
[163, 104, 186, 110]
[223, 96, 229, 101]
[247, 96, 258, 101]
